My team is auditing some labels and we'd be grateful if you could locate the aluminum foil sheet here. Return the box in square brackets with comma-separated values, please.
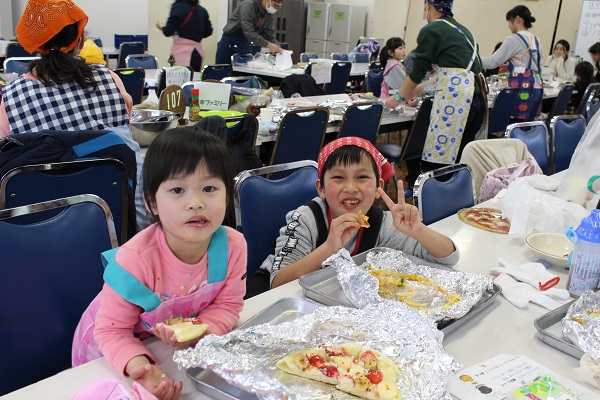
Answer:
[562, 290, 600, 363]
[327, 248, 494, 322]
[174, 303, 461, 400]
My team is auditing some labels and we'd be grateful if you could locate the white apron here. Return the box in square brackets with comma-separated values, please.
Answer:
[423, 19, 478, 164]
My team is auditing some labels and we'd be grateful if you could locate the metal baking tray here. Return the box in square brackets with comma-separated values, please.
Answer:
[534, 300, 583, 359]
[186, 297, 325, 400]
[299, 248, 501, 334]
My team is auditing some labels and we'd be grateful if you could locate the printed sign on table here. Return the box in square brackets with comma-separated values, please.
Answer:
[165, 66, 192, 87]
[310, 62, 332, 84]
[195, 82, 231, 111]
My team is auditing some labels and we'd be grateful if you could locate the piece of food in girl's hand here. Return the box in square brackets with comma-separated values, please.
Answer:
[156, 316, 208, 342]
[358, 210, 370, 228]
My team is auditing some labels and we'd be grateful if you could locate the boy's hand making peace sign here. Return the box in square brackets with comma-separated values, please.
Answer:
[377, 186, 423, 234]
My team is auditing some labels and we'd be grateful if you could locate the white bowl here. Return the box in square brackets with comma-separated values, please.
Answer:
[525, 232, 573, 268]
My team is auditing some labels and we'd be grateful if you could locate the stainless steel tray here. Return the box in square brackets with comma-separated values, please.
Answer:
[186, 297, 324, 400]
[534, 300, 583, 359]
[300, 248, 501, 334]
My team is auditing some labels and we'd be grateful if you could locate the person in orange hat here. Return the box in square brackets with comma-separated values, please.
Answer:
[258, 137, 458, 289]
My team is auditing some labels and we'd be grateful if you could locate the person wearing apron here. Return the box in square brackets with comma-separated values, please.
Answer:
[481, 5, 544, 121]
[384, 0, 486, 174]
[215, 0, 285, 65]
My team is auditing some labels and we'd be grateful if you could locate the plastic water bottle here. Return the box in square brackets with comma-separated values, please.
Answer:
[565, 209, 600, 297]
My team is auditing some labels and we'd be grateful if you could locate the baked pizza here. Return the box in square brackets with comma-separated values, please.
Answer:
[156, 316, 208, 342]
[276, 342, 401, 399]
[358, 210, 370, 228]
[457, 207, 510, 234]
[368, 267, 460, 311]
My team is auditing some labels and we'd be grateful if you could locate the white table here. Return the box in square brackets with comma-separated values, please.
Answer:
[4, 195, 599, 399]
[232, 60, 369, 84]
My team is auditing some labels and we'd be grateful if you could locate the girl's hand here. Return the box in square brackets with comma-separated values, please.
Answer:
[155, 20, 162, 31]
[129, 363, 183, 400]
[407, 98, 417, 107]
[324, 213, 362, 253]
[378, 187, 423, 234]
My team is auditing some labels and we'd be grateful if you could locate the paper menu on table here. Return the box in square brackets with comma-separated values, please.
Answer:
[447, 354, 597, 400]
[310, 62, 332, 84]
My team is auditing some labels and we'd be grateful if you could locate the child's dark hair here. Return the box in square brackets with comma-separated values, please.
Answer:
[554, 39, 570, 55]
[575, 61, 594, 83]
[319, 146, 380, 188]
[27, 23, 98, 91]
[379, 37, 405, 71]
[589, 42, 600, 55]
[143, 127, 235, 224]
[506, 6, 536, 28]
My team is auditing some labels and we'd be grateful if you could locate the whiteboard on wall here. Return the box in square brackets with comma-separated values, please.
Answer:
[574, 0, 600, 62]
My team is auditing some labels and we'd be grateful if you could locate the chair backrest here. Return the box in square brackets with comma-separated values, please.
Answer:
[549, 114, 586, 174]
[90, 37, 103, 47]
[488, 87, 519, 136]
[576, 82, 600, 116]
[300, 53, 318, 63]
[401, 97, 434, 161]
[364, 69, 383, 98]
[0, 159, 129, 245]
[113, 67, 145, 105]
[354, 52, 370, 63]
[2, 56, 40, 75]
[0, 194, 117, 395]
[369, 61, 382, 72]
[117, 41, 145, 68]
[5, 42, 35, 58]
[337, 101, 383, 143]
[547, 83, 575, 124]
[331, 53, 349, 61]
[231, 53, 254, 66]
[270, 107, 329, 166]
[125, 54, 158, 69]
[225, 114, 259, 149]
[413, 163, 475, 225]
[234, 161, 319, 277]
[588, 97, 600, 122]
[325, 62, 351, 94]
[505, 121, 550, 174]
[181, 81, 195, 106]
[201, 64, 232, 81]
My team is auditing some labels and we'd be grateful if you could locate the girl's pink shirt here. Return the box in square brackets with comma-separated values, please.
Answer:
[0, 69, 132, 137]
[94, 224, 247, 375]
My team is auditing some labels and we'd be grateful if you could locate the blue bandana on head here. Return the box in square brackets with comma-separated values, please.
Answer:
[427, 0, 454, 17]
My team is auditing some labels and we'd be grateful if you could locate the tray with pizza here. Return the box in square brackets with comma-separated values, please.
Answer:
[300, 247, 500, 334]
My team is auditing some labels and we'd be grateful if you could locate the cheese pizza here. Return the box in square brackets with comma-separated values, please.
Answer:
[457, 207, 510, 234]
[276, 342, 401, 399]
[157, 316, 208, 342]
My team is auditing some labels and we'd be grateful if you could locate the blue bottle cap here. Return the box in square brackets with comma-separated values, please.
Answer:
[573, 209, 600, 244]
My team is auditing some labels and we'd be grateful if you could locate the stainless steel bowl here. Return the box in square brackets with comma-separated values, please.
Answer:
[130, 109, 180, 147]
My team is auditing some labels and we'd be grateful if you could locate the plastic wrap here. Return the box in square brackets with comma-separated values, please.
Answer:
[174, 303, 461, 400]
[562, 290, 600, 363]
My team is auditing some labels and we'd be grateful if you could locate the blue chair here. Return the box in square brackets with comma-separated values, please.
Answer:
[114, 34, 133, 49]
[125, 54, 159, 69]
[5, 42, 35, 58]
[488, 88, 519, 138]
[201, 64, 232, 81]
[233, 160, 319, 277]
[231, 53, 253, 66]
[413, 163, 476, 225]
[369, 61, 382, 72]
[90, 37, 103, 47]
[223, 76, 254, 89]
[338, 101, 383, 143]
[181, 81, 195, 106]
[354, 52, 370, 63]
[546, 83, 574, 127]
[270, 107, 329, 166]
[325, 62, 352, 95]
[549, 115, 586, 174]
[113, 67, 145, 105]
[300, 52, 318, 63]
[505, 121, 550, 174]
[2, 56, 40, 75]
[0, 194, 117, 395]
[0, 159, 130, 245]
[364, 69, 383, 98]
[225, 114, 259, 149]
[588, 97, 600, 122]
[331, 53, 349, 61]
[117, 41, 145, 69]
[575, 82, 600, 117]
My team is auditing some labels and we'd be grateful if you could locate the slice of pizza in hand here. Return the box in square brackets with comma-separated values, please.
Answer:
[358, 210, 370, 228]
[157, 316, 208, 343]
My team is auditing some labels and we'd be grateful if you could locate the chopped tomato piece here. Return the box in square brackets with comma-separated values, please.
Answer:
[319, 365, 340, 378]
[366, 370, 383, 384]
[359, 350, 378, 362]
[325, 346, 344, 356]
[308, 354, 325, 368]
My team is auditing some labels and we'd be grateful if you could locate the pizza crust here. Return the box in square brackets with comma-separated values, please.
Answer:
[358, 210, 370, 228]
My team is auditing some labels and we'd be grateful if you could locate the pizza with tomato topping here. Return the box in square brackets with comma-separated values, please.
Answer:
[156, 316, 208, 342]
[276, 342, 401, 399]
[457, 207, 511, 234]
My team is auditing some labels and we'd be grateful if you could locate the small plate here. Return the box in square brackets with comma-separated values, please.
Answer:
[525, 232, 573, 268]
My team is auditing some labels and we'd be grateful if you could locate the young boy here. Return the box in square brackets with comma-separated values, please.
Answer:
[260, 137, 459, 288]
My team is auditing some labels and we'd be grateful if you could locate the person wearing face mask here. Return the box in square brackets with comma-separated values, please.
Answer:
[384, 0, 486, 176]
[215, 0, 285, 65]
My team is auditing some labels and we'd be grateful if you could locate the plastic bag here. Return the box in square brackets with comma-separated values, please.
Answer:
[246, 52, 274, 70]
[274, 50, 293, 69]
[555, 112, 600, 210]
[479, 158, 541, 203]
[510, 375, 580, 399]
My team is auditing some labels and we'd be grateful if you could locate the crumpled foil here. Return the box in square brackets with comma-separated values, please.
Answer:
[562, 290, 600, 363]
[326, 248, 495, 322]
[174, 303, 461, 400]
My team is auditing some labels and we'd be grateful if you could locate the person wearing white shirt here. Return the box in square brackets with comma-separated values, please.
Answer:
[546, 39, 576, 81]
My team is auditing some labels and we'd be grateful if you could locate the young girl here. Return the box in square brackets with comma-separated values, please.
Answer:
[546, 39, 576, 81]
[260, 137, 459, 288]
[569, 61, 595, 113]
[72, 128, 247, 399]
[379, 37, 407, 100]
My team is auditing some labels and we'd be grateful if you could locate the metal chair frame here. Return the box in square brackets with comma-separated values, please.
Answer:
[2, 56, 40, 75]
[575, 82, 600, 116]
[505, 120, 550, 174]
[549, 114, 586, 174]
